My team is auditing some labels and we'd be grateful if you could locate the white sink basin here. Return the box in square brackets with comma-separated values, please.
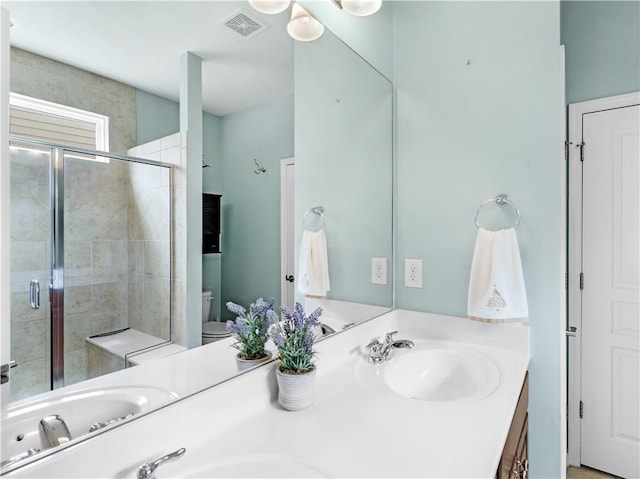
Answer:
[182, 454, 328, 478]
[357, 342, 501, 403]
[1, 386, 179, 465]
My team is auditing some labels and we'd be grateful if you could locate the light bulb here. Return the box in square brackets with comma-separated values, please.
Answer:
[248, 0, 291, 14]
[340, 0, 382, 16]
[287, 3, 324, 42]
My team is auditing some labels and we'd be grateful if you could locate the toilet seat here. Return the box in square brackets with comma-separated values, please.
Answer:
[202, 321, 231, 340]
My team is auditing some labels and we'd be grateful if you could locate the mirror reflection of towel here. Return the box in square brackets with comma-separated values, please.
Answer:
[298, 229, 330, 297]
[468, 228, 528, 322]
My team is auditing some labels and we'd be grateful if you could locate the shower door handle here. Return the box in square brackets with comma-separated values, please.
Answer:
[30, 279, 40, 310]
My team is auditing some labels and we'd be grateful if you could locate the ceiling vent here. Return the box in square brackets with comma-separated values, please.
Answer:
[224, 11, 268, 39]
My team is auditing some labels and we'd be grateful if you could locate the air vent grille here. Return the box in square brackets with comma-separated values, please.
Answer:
[225, 12, 264, 38]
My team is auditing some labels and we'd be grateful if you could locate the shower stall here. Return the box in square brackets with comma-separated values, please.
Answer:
[9, 136, 172, 402]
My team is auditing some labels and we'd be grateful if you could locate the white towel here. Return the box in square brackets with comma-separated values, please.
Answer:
[468, 227, 528, 322]
[298, 229, 330, 297]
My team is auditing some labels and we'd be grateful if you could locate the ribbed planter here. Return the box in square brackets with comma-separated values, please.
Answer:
[275, 366, 317, 411]
[235, 351, 273, 372]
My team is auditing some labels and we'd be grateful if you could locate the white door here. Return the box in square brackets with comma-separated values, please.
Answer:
[581, 104, 639, 478]
[280, 158, 295, 309]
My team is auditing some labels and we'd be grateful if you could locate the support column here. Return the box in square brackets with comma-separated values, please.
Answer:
[180, 52, 203, 348]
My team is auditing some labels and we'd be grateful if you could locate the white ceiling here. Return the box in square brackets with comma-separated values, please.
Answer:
[5, 1, 294, 116]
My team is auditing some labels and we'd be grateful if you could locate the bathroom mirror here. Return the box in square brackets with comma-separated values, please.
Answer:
[1, 1, 392, 469]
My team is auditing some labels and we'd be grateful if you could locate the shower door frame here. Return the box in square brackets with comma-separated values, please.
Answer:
[10, 135, 173, 391]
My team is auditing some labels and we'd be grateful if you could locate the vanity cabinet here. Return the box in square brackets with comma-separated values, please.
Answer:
[497, 371, 529, 479]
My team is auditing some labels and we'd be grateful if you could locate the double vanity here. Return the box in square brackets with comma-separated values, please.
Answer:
[2, 307, 529, 478]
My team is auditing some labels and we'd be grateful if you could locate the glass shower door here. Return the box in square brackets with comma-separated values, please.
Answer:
[62, 151, 172, 383]
[8, 140, 172, 403]
[8, 142, 52, 402]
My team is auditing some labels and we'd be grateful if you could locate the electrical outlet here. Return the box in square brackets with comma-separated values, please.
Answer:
[404, 259, 422, 288]
[371, 257, 387, 285]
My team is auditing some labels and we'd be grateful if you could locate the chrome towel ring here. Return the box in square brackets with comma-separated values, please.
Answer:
[474, 194, 521, 230]
[303, 206, 325, 231]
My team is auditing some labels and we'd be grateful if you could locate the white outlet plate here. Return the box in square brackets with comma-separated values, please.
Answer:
[404, 259, 422, 288]
[371, 257, 387, 285]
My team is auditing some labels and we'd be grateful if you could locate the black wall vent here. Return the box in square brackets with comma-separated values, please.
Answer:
[203, 194, 222, 254]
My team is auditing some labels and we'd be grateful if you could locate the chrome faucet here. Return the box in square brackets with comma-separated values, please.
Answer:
[38, 415, 72, 450]
[138, 448, 186, 479]
[366, 330, 414, 363]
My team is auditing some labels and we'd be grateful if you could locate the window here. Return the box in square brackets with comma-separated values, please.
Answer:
[9, 92, 109, 152]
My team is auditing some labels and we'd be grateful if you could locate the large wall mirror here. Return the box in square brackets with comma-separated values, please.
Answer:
[1, 0, 392, 470]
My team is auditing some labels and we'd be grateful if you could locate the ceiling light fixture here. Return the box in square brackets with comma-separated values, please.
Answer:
[331, 0, 382, 17]
[286, 3, 324, 42]
[248, 0, 291, 14]
[247, 0, 381, 42]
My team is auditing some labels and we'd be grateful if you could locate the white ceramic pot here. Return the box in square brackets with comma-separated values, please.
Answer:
[275, 366, 317, 411]
[235, 351, 273, 372]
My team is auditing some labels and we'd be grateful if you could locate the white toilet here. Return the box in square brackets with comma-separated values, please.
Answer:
[202, 291, 231, 345]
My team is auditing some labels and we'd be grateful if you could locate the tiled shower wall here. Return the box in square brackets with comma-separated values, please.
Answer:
[10, 47, 136, 155]
[126, 160, 172, 341]
[128, 133, 187, 347]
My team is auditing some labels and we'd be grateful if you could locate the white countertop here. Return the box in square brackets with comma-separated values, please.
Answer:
[5, 309, 529, 478]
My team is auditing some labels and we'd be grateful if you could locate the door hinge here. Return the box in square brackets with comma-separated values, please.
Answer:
[579, 272, 584, 290]
[579, 400, 584, 419]
[579, 141, 585, 162]
[564, 140, 569, 161]
[565, 272, 568, 290]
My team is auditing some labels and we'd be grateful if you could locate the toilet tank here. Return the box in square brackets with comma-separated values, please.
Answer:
[202, 291, 212, 323]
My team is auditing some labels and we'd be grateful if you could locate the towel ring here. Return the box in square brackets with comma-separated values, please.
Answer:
[474, 194, 521, 230]
[303, 206, 325, 231]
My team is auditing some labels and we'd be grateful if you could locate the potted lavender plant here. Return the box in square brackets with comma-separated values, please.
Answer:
[226, 297, 278, 371]
[269, 302, 323, 410]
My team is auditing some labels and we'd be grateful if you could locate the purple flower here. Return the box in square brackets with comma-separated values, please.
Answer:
[250, 297, 275, 317]
[226, 318, 248, 338]
[271, 328, 285, 348]
[272, 302, 323, 373]
[226, 301, 246, 317]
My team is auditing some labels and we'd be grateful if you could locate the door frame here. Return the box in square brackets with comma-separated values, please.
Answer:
[1, 7, 11, 405]
[280, 157, 295, 309]
[567, 91, 640, 466]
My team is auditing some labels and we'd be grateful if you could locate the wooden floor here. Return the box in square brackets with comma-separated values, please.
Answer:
[567, 466, 623, 479]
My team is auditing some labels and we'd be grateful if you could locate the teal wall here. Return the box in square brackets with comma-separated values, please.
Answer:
[561, 0, 640, 105]
[393, 2, 562, 477]
[295, 28, 393, 307]
[202, 113, 222, 321]
[299, 0, 394, 80]
[219, 95, 294, 316]
[135, 90, 180, 145]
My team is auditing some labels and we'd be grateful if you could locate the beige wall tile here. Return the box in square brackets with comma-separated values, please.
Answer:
[9, 359, 48, 402]
[64, 348, 88, 386]
[10, 319, 47, 363]
[65, 285, 92, 314]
